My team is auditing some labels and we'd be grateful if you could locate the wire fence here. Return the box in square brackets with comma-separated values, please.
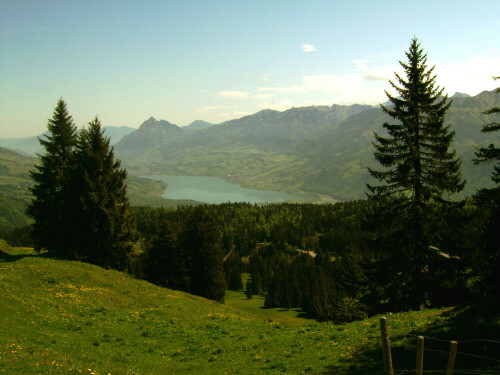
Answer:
[380, 318, 500, 375]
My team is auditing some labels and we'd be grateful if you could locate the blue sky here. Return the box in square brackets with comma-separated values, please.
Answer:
[0, 0, 498, 137]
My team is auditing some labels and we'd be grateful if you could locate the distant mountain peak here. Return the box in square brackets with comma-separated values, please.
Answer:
[185, 120, 215, 130]
[138, 117, 179, 131]
[452, 92, 471, 98]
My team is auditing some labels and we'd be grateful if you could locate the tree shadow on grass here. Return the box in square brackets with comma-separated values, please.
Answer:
[322, 299, 500, 374]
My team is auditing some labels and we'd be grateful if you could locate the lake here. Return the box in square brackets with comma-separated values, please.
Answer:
[140, 175, 304, 204]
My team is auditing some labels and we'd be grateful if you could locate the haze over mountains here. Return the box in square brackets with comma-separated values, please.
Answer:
[0, 126, 136, 156]
[1, 90, 498, 201]
[113, 90, 498, 200]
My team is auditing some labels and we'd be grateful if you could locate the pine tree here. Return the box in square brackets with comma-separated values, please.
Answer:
[69, 117, 135, 269]
[474, 77, 500, 195]
[367, 38, 464, 310]
[145, 219, 179, 287]
[182, 206, 226, 302]
[473, 77, 500, 297]
[224, 253, 243, 291]
[28, 99, 78, 254]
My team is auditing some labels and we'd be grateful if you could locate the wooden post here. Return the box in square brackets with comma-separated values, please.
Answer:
[380, 317, 394, 375]
[416, 336, 424, 375]
[446, 341, 458, 375]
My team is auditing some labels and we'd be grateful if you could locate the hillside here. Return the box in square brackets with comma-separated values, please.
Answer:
[115, 90, 499, 200]
[185, 120, 216, 130]
[115, 104, 372, 183]
[3, 244, 498, 374]
[0, 148, 188, 230]
[115, 117, 184, 159]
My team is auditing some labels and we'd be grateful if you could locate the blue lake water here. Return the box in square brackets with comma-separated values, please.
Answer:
[140, 175, 303, 204]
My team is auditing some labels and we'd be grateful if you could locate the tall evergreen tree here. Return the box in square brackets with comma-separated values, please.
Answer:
[473, 77, 500, 296]
[69, 117, 135, 269]
[145, 219, 184, 288]
[182, 206, 226, 302]
[367, 38, 464, 310]
[28, 99, 78, 253]
[474, 77, 500, 194]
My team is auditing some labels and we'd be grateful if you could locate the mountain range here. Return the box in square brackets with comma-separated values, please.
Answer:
[113, 91, 498, 200]
[2, 91, 498, 201]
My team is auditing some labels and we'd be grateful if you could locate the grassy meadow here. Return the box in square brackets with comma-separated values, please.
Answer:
[1, 242, 499, 374]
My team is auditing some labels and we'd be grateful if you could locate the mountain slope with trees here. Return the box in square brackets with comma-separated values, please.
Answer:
[295, 89, 499, 199]
[112, 91, 499, 200]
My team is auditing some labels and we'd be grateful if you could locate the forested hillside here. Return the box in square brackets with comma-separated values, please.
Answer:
[113, 90, 499, 200]
[297, 90, 499, 199]
[6, 243, 497, 375]
[0, 146, 190, 231]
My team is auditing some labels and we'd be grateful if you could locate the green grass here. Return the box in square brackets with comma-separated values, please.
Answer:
[1, 245, 498, 374]
[225, 274, 320, 327]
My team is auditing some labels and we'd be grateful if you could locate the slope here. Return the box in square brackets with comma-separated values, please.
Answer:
[0, 148, 185, 230]
[115, 91, 498, 200]
[116, 104, 372, 190]
[296, 89, 500, 199]
[1, 244, 481, 375]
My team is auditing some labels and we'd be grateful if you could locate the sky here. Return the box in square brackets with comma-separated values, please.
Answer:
[0, 0, 499, 138]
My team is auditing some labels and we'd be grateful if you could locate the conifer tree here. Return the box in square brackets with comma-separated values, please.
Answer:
[69, 117, 135, 269]
[182, 206, 226, 302]
[367, 38, 464, 309]
[474, 77, 500, 195]
[146, 219, 182, 288]
[473, 77, 500, 296]
[28, 99, 78, 253]
[224, 253, 243, 291]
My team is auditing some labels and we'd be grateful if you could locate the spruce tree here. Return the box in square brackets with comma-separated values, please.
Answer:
[28, 99, 78, 254]
[367, 38, 464, 310]
[474, 77, 500, 194]
[146, 219, 182, 288]
[473, 77, 500, 296]
[69, 117, 135, 269]
[182, 206, 226, 302]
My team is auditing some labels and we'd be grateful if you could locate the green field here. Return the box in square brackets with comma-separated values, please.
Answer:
[224, 274, 320, 327]
[1, 242, 499, 374]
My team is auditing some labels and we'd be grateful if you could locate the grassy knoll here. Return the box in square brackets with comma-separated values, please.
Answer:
[1, 244, 498, 374]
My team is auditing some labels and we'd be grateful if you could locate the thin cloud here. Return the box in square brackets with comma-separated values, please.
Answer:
[261, 73, 271, 82]
[196, 105, 228, 112]
[352, 59, 372, 65]
[258, 72, 388, 105]
[433, 56, 500, 96]
[253, 93, 274, 100]
[218, 91, 250, 98]
[259, 100, 295, 111]
[301, 44, 316, 53]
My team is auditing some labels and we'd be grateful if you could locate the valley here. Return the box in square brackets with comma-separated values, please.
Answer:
[2, 3, 499, 374]
[2, 91, 498, 203]
[114, 90, 499, 201]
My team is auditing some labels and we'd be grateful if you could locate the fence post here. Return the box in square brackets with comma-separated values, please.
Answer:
[380, 317, 394, 375]
[446, 341, 458, 375]
[416, 336, 424, 375]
